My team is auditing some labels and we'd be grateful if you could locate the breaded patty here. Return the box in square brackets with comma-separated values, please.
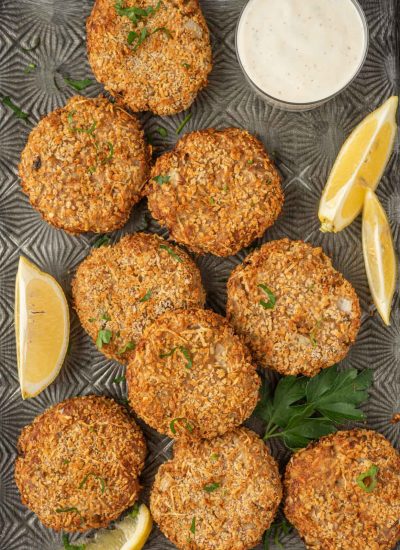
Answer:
[284, 429, 400, 550]
[87, 0, 212, 115]
[19, 96, 150, 233]
[14, 396, 146, 532]
[227, 239, 361, 377]
[150, 428, 282, 550]
[126, 308, 260, 439]
[147, 128, 284, 256]
[72, 233, 205, 364]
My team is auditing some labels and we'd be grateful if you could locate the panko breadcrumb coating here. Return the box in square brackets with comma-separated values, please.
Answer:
[150, 428, 282, 550]
[72, 233, 205, 364]
[19, 96, 150, 233]
[87, 0, 212, 115]
[147, 128, 284, 256]
[126, 308, 260, 439]
[284, 429, 400, 550]
[14, 396, 146, 532]
[227, 239, 361, 377]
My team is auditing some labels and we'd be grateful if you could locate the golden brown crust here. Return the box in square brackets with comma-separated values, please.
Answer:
[147, 128, 284, 256]
[19, 96, 150, 233]
[14, 396, 147, 532]
[150, 428, 282, 550]
[226, 239, 361, 376]
[126, 308, 260, 439]
[72, 232, 206, 364]
[86, 0, 212, 115]
[284, 429, 400, 550]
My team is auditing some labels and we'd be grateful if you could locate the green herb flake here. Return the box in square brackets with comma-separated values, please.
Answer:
[113, 375, 126, 384]
[24, 63, 36, 74]
[67, 110, 96, 135]
[258, 284, 276, 310]
[209, 197, 215, 205]
[2, 97, 29, 120]
[190, 516, 196, 535]
[115, 0, 162, 26]
[203, 482, 221, 493]
[247, 159, 254, 165]
[139, 289, 152, 302]
[210, 453, 219, 463]
[156, 126, 168, 137]
[88, 318, 96, 323]
[118, 341, 136, 355]
[153, 26, 172, 38]
[130, 502, 140, 518]
[64, 77, 93, 91]
[96, 329, 112, 349]
[160, 346, 192, 369]
[101, 312, 111, 322]
[153, 174, 170, 185]
[255, 365, 373, 451]
[131, 27, 149, 51]
[356, 464, 379, 493]
[159, 244, 183, 262]
[79, 473, 106, 493]
[176, 113, 192, 135]
[181, 62, 191, 69]
[93, 235, 111, 248]
[62, 459, 70, 465]
[170, 417, 194, 435]
[62, 534, 86, 550]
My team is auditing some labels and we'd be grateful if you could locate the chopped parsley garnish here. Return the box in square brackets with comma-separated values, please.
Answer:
[115, 0, 162, 26]
[100, 141, 114, 163]
[67, 110, 96, 134]
[139, 289, 152, 302]
[176, 113, 192, 135]
[247, 159, 254, 165]
[96, 329, 112, 349]
[356, 464, 379, 493]
[156, 126, 168, 137]
[62, 459, 70, 465]
[21, 37, 40, 52]
[118, 341, 135, 355]
[153, 174, 170, 185]
[113, 375, 126, 383]
[63, 77, 93, 91]
[130, 502, 140, 518]
[56, 507, 80, 514]
[181, 62, 191, 69]
[101, 312, 111, 321]
[24, 63, 36, 74]
[79, 473, 106, 493]
[209, 197, 215, 205]
[263, 517, 291, 550]
[170, 417, 194, 435]
[258, 284, 276, 309]
[88, 318, 96, 323]
[190, 516, 196, 534]
[255, 365, 373, 451]
[203, 482, 220, 493]
[62, 534, 86, 550]
[210, 453, 219, 463]
[159, 244, 183, 262]
[93, 235, 111, 248]
[153, 26, 172, 38]
[2, 97, 29, 120]
[160, 346, 193, 369]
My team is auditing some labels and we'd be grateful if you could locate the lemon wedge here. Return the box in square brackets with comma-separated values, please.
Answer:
[15, 256, 69, 399]
[362, 189, 397, 325]
[61, 504, 153, 550]
[319, 96, 398, 233]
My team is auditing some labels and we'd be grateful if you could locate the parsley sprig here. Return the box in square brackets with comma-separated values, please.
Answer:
[255, 365, 373, 451]
[62, 534, 85, 550]
[263, 517, 292, 550]
[160, 346, 193, 369]
[356, 464, 379, 492]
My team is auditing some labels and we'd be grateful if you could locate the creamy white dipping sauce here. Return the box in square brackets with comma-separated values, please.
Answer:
[237, 0, 367, 104]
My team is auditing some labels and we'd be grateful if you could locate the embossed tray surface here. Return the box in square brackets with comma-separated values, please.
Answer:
[0, 0, 399, 549]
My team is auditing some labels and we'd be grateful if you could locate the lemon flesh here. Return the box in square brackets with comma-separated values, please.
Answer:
[15, 257, 69, 399]
[319, 96, 398, 233]
[64, 504, 153, 550]
[362, 190, 397, 325]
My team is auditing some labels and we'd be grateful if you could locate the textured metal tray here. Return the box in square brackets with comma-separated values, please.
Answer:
[0, 0, 399, 549]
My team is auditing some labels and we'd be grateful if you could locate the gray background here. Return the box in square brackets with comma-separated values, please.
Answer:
[0, 0, 399, 548]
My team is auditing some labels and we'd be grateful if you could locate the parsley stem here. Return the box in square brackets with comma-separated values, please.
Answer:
[263, 423, 280, 438]
[263, 431, 284, 441]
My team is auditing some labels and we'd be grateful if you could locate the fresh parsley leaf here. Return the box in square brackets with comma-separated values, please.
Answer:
[209, 197, 215, 205]
[170, 417, 194, 435]
[101, 312, 111, 321]
[67, 110, 96, 134]
[203, 482, 220, 493]
[130, 502, 140, 518]
[96, 329, 112, 349]
[139, 289, 152, 302]
[247, 159, 254, 165]
[79, 473, 105, 493]
[181, 62, 191, 69]
[156, 126, 168, 137]
[160, 346, 192, 369]
[64, 77, 93, 91]
[115, 0, 161, 26]
[263, 517, 292, 550]
[93, 235, 111, 248]
[131, 27, 149, 51]
[176, 113, 192, 135]
[153, 174, 170, 185]
[2, 97, 29, 120]
[210, 452, 219, 462]
[159, 244, 183, 262]
[24, 63, 36, 74]
[153, 26, 172, 38]
[190, 516, 196, 534]
[62, 534, 86, 550]
[257, 365, 373, 451]
[258, 284, 276, 309]
[113, 375, 126, 383]
[118, 341, 136, 355]
[356, 464, 379, 493]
